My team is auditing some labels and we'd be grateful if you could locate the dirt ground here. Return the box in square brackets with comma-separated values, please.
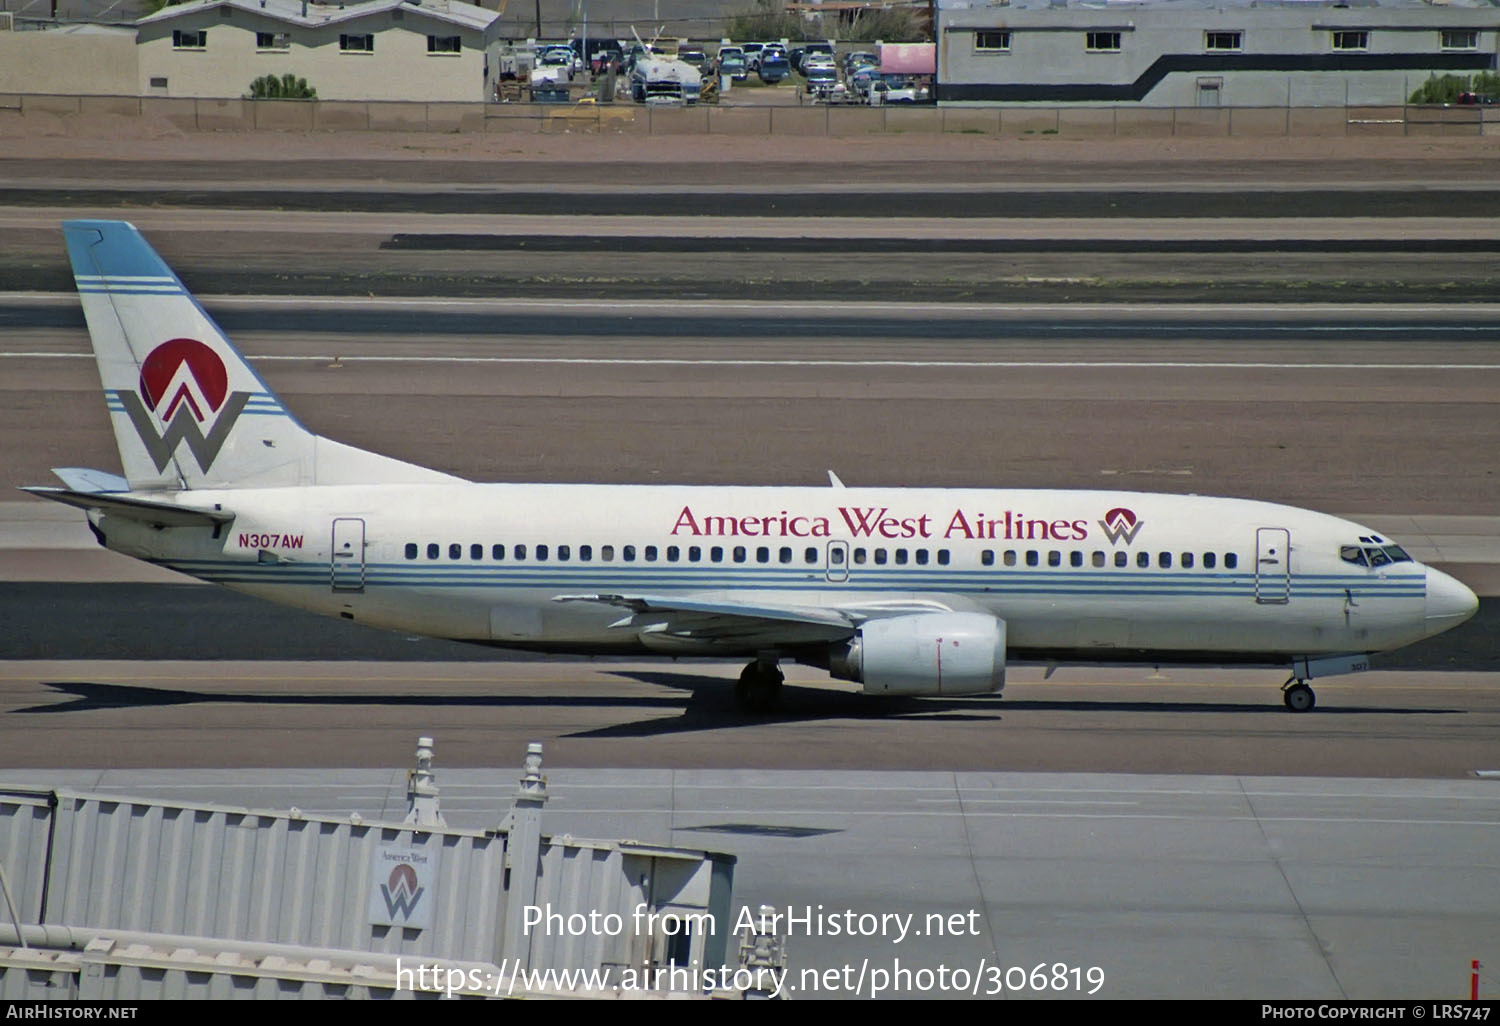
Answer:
[2, 114, 1497, 178]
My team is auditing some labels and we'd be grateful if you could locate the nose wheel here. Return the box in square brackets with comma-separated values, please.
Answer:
[1282, 679, 1316, 713]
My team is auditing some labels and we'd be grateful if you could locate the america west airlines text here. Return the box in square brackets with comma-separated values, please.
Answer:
[671, 506, 1096, 542]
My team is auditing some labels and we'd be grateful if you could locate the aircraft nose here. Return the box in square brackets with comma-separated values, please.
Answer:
[1425, 566, 1479, 631]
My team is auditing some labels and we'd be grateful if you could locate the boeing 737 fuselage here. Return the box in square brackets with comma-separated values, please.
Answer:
[26, 221, 1479, 713]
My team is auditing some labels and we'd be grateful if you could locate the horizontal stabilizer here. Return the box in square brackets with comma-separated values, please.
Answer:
[21, 487, 233, 528]
[50, 467, 131, 494]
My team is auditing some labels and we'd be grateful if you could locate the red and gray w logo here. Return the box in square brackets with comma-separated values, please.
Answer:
[116, 338, 249, 473]
[1098, 507, 1144, 545]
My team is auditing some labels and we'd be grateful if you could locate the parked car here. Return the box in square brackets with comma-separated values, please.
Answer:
[758, 47, 790, 83]
[804, 64, 837, 95]
[799, 40, 834, 73]
[678, 47, 708, 72]
[716, 46, 748, 80]
[741, 42, 766, 70]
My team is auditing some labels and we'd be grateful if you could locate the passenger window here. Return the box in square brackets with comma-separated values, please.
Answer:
[831, 548, 846, 565]
[427, 543, 439, 560]
[1115, 551, 1127, 568]
[1225, 553, 1238, 569]
[937, 550, 950, 565]
[470, 543, 483, 560]
[449, 543, 461, 560]
[780, 546, 793, 564]
[874, 549, 888, 565]
[805, 547, 818, 564]
[711, 546, 723, 562]
[1137, 551, 1149, 568]
[981, 550, 995, 566]
[1047, 551, 1061, 567]
[1092, 551, 1105, 568]
[645, 545, 658, 561]
[623, 545, 636, 562]
[405, 543, 417, 560]
[515, 544, 527, 560]
[733, 546, 746, 563]
[1181, 552, 1193, 569]
[1025, 551, 1039, 567]
[854, 548, 868, 565]
[915, 549, 929, 565]
[601, 545, 614, 562]
[493, 544, 505, 560]
[1203, 552, 1216, 569]
[1004, 551, 1017, 567]
[1070, 551, 1083, 568]
[757, 546, 769, 563]
[1158, 552, 1171, 569]
[536, 544, 548, 561]
[580, 545, 592, 561]
[895, 549, 908, 565]
[667, 546, 679, 562]
[557, 544, 570, 561]
[688, 546, 701, 561]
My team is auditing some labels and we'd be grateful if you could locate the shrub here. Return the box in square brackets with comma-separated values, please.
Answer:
[248, 73, 317, 100]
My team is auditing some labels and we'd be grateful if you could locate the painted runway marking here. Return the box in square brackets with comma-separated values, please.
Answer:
[4, 352, 1499, 370]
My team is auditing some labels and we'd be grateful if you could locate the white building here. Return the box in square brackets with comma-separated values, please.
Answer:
[937, 0, 1500, 106]
[136, 0, 504, 101]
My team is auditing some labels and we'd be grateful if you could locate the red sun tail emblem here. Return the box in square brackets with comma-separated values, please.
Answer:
[139, 337, 229, 422]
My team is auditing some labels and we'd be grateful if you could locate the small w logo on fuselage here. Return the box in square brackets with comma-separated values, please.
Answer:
[118, 338, 249, 473]
[1099, 507, 1144, 545]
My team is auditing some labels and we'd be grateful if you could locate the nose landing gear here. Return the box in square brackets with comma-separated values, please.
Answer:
[1282, 678, 1316, 712]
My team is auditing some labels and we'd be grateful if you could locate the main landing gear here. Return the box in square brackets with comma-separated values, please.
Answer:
[1282, 678, 1316, 713]
[736, 655, 783, 714]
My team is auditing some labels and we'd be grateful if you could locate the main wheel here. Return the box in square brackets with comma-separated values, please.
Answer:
[1283, 682, 1316, 713]
[735, 662, 784, 714]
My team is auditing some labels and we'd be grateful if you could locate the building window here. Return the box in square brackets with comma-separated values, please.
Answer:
[1332, 30, 1368, 51]
[340, 33, 375, 53]
[1086, 31, 1121, 52]
[428, 34, 461, 54]
[172, 29, 207, 49]
[1441, 29, 1478, 51]
[975, 30, 1010, 52]
[1204, 31, 1241, 51]
[257, 31, 291, 50]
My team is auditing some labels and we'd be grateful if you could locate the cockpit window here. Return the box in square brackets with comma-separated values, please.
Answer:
[1345, 542, 1413, 567]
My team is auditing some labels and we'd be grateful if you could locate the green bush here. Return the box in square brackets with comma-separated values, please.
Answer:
[248, 73, 317, 100]
[1408, 71, 1500, 104]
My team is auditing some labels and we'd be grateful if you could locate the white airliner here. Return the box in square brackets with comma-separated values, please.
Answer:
[26, 221, 1479, 712]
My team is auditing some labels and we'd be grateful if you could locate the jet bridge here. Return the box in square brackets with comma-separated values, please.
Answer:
[0, 740, 763, 999]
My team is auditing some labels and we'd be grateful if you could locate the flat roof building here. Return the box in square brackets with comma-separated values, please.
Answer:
[136, 0, 504, 101]
[937, 0, 1499, 106]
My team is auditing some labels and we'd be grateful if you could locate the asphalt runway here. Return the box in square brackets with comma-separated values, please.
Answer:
[5, 302, 1498, 510]
[2, 660, 1498, 777]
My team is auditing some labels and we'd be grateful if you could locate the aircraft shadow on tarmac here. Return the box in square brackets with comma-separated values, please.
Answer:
[18, 676, 1463, 731]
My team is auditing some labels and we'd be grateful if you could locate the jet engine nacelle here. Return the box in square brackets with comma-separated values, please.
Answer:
[829, 612, 1006, 696]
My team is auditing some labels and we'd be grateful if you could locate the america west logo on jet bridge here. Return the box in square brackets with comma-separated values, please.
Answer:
[112, 338, 249, 473]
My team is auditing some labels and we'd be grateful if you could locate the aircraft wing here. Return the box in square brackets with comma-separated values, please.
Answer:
[21, 487, 233, 528]
[554, 593, 858, 646]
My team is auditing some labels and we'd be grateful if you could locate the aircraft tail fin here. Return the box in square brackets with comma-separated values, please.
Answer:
[63, 220, 462, 490]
